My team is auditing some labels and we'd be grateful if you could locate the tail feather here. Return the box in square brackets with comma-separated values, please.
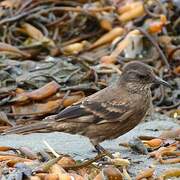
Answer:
[3, 121, 51, 135]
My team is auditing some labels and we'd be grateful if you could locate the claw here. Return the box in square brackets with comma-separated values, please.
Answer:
[95, 144, 114, 159]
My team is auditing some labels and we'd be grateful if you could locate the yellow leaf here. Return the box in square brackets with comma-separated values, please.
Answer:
[21, 23, 44, 40]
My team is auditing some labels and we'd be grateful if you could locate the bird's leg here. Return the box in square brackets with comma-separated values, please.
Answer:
[95, 144, 113, 159]
[91, 140, 113, 158]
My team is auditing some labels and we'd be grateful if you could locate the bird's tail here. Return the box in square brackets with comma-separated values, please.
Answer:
[2, 121, 52, 135]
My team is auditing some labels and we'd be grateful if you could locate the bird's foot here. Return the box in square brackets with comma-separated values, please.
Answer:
[95, 144, 114, 159]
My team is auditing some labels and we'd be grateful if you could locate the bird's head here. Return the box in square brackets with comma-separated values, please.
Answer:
[121, 61, 171, 88]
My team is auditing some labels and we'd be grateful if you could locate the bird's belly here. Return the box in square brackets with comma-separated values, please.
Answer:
[84, 107, 149, 142]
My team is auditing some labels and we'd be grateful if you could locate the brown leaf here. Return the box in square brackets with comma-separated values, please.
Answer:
[0, 126, 11, 132]
[0, 0, 22, 9]
[11, 91, 84, 115]
[24, 81, 60, 101]
[57, 156, 76, 167]
[143, 138, 163, 148]
[136, 166, 155, 180]
[35, 173, 48, 179]
[0, 146, 16, 151]
[69, 173, 84, 180]
[149, 145, 180, 164]
[94, 166, 123, 180]
[30, 176, 41, 180]
[160, 157, 180, 164]
[63, 92, 85, 107]
[90, 27, 124, 49]
[11, 81, 60, 104]
[12, 99, 63, 115]
[44, 174, 59, 180]
[158, 168, 180, 180]
[173, 66, 180, 75]
[0, 155, 32, 166]
[0, 42, 30, 57]
[118, 2, 145, 22]
[21, 23, 55, 47]
[100, 19, 112, 31]
[50, 164, 66, 178]
[21, 23, 44, 41]
[63, 42, 85, 55]
[146, 15, 167, 34]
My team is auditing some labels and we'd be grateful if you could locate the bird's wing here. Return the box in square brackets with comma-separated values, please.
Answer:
[53, 97, 132, 124]
[52, 84, 133, 124]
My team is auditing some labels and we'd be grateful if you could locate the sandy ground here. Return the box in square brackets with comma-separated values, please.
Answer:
[0, 113, 179, 177]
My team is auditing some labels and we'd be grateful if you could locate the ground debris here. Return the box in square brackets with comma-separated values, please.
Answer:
[0, 0, 179, 179]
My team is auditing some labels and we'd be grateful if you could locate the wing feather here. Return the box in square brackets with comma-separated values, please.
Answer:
[53, 98, 130, 124]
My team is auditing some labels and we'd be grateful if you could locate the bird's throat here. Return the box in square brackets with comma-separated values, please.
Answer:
[125, 82, 150, 93]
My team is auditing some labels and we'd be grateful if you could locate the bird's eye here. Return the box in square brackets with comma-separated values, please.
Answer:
[137, 74, 146, 79]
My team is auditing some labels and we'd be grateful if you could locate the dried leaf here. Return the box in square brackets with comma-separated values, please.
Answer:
[111, 158, 130, 166]
[23, 81, 60, 101]
[21, 23, 55, 46]
[0, 155, 32, 164]
[149, 145, 179, 164]
[50, 164, 66, 178]
[0, 146, 15, 151]
[158, 168, 180, 180]
[35, 173, 48, 179]
[0, 42, 30, 58]
[44, 174, 59, 180]
[147, 15, 167, 34]
[160, 157, 180, 164]
[12, 91, 84, 115]
[21, 23, 44, 41]
[58, 173, 75, 180]
[100, 19, 112, 31]
[12, 99, 63, 115]
[57, 156, 76, 167]
[63, 92, 85, 107]
[136, 166, 155, 180]
[0, 126, 11, 132]
[30, 176, 41, 180]
[11, 81, 60, 104]
[118, 1, 142, 14]
[94, 166, 123, 180]
[149, 145, 176, 159]
[118, 2, 145, 22]
[63, 42, 85, 55]
[143, 138, 163, 148]
[0, 0, 22, 8]
[173, 66, 180, 75]
[90, 27, 124, 49]
[69, 173, 84, 180]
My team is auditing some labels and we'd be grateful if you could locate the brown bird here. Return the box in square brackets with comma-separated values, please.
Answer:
[3, 61, 170, 155]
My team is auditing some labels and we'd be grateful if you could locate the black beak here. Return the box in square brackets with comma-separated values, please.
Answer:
[153, 76, 172, 88]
